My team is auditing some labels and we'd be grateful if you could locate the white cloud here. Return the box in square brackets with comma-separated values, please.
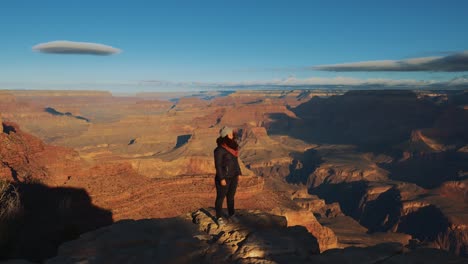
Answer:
[32, 40, 121, 55]
[314, 51, 468, 72]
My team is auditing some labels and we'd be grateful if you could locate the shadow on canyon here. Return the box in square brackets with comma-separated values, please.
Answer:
[286, 148, 324, 185]
[2, 123, 16, 134]
[44, 107, 90, 122]
[381, 151, 468, 189]
[269, 90, 438, 152]
[267, 90, 468, 189]
[309, 181, 458, 253]
[0, 182, 113, 262]
[309, 181, 369, 219]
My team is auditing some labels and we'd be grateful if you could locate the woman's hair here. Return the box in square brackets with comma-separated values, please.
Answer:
[216, 135, 239, 150]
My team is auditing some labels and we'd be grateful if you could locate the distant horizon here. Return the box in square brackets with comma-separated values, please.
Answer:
[2, 85, 466, 97]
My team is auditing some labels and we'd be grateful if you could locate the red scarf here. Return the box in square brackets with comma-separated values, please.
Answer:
[221, 143, 239, 157]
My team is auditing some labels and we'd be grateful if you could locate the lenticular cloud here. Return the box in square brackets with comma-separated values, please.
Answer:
[314, 51, 468, 72]
[33, 40, 121, 55]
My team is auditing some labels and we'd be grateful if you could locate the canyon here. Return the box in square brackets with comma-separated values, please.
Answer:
[0, 89, 467, 263]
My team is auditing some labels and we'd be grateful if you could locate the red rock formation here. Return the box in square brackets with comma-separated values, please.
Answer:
[274, 208, 338, 252]
[307, 151, 389, 188]
[0, 121, 81, 183]
[291, 189, 344, 218]
[239, 126, 301, 179]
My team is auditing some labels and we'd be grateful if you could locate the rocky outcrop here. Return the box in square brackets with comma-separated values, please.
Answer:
[48, 209, 321, 264]
[273, 208, 338, 252]
[307, 152, 389, 188]
[44, 209, 467, 264]
[239, 126, 303, 179]
[318, 215, 412, 249]
[290, 189, 343, 218]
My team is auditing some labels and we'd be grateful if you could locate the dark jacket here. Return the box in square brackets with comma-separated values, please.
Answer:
[214, 146, 242, 181]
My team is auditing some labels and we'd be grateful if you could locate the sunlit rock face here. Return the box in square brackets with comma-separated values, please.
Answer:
[0, 121, 81, 184]
[46, 209, 467, 264]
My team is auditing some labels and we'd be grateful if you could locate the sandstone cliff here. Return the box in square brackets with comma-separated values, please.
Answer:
[0, 121, 82, 184]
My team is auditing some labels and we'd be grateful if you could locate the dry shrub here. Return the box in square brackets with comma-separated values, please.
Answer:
[0, 180, 21, 220]
[0, 180, 22, 257]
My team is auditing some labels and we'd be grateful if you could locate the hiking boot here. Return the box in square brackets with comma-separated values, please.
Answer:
[228, 214, 240, 223]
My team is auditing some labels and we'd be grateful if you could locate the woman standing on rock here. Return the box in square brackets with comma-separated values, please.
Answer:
[214, 126, 242, 225]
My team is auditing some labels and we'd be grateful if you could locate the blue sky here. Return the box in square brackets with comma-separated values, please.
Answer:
[1, 0, 467, 92]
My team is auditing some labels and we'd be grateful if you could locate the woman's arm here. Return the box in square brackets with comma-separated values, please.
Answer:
[214, 148, 225, 180]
